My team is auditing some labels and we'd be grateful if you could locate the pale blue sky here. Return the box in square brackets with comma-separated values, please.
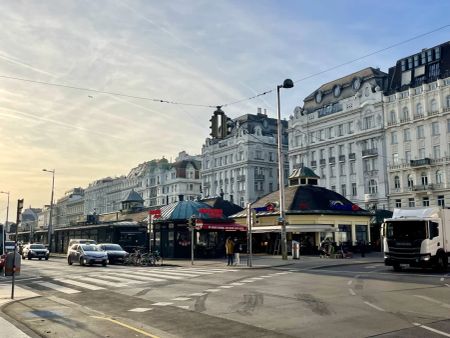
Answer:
[0, 0, 449, 215]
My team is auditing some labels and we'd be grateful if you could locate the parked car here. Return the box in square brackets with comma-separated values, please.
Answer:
[22, 243, 49, 260]
[67, 243, 107, 266]
[97, 243, 128, 264]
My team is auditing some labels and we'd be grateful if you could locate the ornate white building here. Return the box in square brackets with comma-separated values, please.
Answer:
[201, 109, 288, 207]
[288, 68, 389, 210]
[384, 41, 450, 209]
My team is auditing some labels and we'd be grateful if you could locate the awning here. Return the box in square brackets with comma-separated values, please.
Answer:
[250, 225, 336, 233]
[195, 222, 247, 231]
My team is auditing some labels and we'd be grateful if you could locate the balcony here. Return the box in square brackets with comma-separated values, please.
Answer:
[387, 120, 397, 127]
[399, 118, 411, 123]
[320, 159, 326, 165]
[427, 110, 439, 117]
[237, 175, 246, 182]
[413, 184, 434, 191]
[203, 182, 210, 188]
[254, 174, 265, 180]
[364, 193, 378, 202]
[328, 157, 336, 164]
[310, 160, 317, 167]
[348, 153, 356, 160]
[362, 148, 378, 157]
[410, 158, 431, 167]
[413, 114, 424, 120]
[339, 155, 345, 162]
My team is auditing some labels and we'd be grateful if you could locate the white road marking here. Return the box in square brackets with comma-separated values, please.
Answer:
[219, 285, 234, 289]
[73, 276, 127, 287]
[174, 267, 237, 273]
[288, 269, 300, 272]
[129, 271, 183, 280]
[128, 308, 152, 312]
[445, 284, 450, 288]
[177, 305, 190, 310]
[249, 277, 264, 280]
[172, 297, 191, 301]
[364, 301, 385, 312]
[139, 270, 200, 277]
[240, 280, 255, 283]
[413, 323, 450, 337]
[106, 272, 166, 283]
[349, 288, 356, 296]
[230, 282, 244, 286]
[89, 274, 145, 284]
[34, 281, 80, 294]
[260, 275, 272, 278]
[189, 293, 207, 296]
[414, 295, 450, 309]
[205, 289, 220, 292]
[53, 278, 104, 291]
[441, 278, 445, 281]
[347, 280, 352, 285]
[152, 302, 173, 306]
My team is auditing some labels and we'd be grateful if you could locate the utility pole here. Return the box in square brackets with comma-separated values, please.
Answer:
[12, 198, 23, 299]
[42, 169, 55, 252]
[246, 203, 252, 267]
[0, 191, 9, 255]
[189, 216, 196, 265]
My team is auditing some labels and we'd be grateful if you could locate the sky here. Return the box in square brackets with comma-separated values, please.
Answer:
[0, 0, 449, 220]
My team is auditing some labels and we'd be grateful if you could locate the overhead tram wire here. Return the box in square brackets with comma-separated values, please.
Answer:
[0, 25, 448, 110]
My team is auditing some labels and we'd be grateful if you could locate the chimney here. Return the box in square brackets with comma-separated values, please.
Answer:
[264, 109, 267, 115]
[257, 107, 262, 115]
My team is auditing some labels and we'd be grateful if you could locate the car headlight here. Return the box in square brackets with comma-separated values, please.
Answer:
[421, 254, 431, 261]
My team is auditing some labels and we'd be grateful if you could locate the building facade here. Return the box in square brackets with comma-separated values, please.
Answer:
[201, 109, 288, 207]
[55, 188, 85, 228]
[384, 41, 450, 209]
[288, 68, 389, 210]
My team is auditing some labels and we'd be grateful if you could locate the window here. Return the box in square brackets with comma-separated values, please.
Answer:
[329, 146, 335, 157]
[395, 199, 402, 208]
[432, 121, 440, 135]
[339, 145, 344, 156]
[337, 124, 343, 136]
[419, 147, 425, 159]
[350, 161, 355, 174]
[430, 99, 438, 112]
[391, 131, 398, 144]
[347, 121, 353, 134]
[341, 184, 347, 197]
[421, 172, 428, 186]
[393, 153, 399, 165]
[394, 176, 400, 189]
[403, 128, 411, 141]
[401, 59, 406, 71]
[417, 125, 425, 139]
[447, 95, 450, 108]
[405, 151, 411, 162]
[436, 170, 443, 184]
[407, 174, 414, 188]
[438, 195, 445, 207]
[408, 57, 413, 69]
[416, 103, 423, 115]
[389, 110, 396, 123]
[422, 197, 429, 207]
[331, 185, 336, 192]
[328, 127, 334, 139]
[408, 198, 415, 207]
[433, 145, 440, 159]
[352, 183, 357, 196]
[413, 55, 419, 67]
[330, 165, 335, 177]
[401, 107, 409, 121]
[368, 180, 377, 194]
[363, 116, 374, 129]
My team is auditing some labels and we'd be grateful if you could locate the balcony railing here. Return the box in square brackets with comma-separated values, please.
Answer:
[254, 174, 265, 180]
[387, 120, 397, 126]
[427, 110, 439, 117]
[413, 114, 424, 120]
[203, 182, 210, 188]
[329, 157, 336, 164]
[348, 153, 356, 160]
[399, 117, 411, 123]
[362, 148, 378, 157]
[413, 184, 434, 191]
[410, 158, 431, 167]
[320, 159, 326, 165]
[237, 175, 246, 182]
[311, 160, 317, 167]
[339, 155, 345, 162]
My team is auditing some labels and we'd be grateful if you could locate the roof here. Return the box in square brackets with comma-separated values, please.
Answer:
[231, 185, 371, 217]
[122, 189, 144, 202]
[288, 167, 320, 179]
[201, 197, 244, 217]
[157, 200, 227, 221]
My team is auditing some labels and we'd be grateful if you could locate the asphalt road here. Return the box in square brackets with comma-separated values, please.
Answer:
[1, 258, 449, 338]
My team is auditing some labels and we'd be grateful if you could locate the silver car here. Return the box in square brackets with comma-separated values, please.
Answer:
[67, 244, 108, 266]
[22, 243, 49, 260]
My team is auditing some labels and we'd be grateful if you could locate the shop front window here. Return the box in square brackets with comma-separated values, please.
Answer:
[336, 225, 352, 244]
[356, 225, 367, 243]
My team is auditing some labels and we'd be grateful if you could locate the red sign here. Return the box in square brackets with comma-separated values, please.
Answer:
[198, 208, 223, 217]
[149, 209, 161, 218]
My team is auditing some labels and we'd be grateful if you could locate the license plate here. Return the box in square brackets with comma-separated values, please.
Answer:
[96, 259, 102, 262]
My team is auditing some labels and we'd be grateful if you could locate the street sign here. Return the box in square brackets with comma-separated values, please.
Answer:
[149, 209, 161, 218]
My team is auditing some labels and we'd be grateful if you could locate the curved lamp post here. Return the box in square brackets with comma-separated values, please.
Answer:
[276, 79, 294, 260]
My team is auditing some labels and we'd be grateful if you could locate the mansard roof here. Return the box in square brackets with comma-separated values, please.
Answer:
[122, 189, 143, 202]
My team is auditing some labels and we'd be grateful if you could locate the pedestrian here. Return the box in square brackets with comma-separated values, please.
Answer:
[225, 237, 235, 266]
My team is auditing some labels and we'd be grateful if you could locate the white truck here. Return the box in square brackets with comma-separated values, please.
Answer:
[382, 207, 449, 271]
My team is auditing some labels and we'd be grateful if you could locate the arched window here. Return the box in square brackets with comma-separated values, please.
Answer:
[436, 170, 443, 184]
[407, 174, 414, 188]
[402, 107, 409, 121]
[416, 103, 423, 115]
[430, 99, 438, 112]
[447, 95, 450, 108]
[394, 176, 400, 189]
[421, 172, 428, 186]
[390, 110, 396, 123]
[369, 179, 377, 194]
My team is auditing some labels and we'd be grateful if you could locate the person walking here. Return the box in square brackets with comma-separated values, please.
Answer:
[225, 237, 235, 266]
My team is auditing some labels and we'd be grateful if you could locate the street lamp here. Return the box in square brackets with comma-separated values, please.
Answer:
[42, 169, 55, 252]
[0, 191, 10, 255]
[276, 79, 294, 260]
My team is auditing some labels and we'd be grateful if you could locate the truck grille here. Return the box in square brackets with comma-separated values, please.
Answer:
[387, 246, 421, 260]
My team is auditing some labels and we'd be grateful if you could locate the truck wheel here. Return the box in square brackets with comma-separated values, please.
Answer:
[393, 263, 402, 272]
[436, 253, 448, 272]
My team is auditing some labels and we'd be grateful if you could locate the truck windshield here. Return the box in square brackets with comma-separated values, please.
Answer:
[385, 221, 427, 241]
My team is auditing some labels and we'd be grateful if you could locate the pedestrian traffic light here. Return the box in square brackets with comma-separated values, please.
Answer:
[189, 216, 196, 229]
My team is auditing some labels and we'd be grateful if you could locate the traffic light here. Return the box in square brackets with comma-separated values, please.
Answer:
[209, 114, 218, 138]
[189, 216, 196, 228]
[209, 106, 233, 139]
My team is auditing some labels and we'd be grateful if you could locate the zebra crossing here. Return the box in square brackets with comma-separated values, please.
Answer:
[29, 267, 237, 295]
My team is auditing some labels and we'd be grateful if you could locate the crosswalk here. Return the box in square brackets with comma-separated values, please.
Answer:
[29, 267, 237, 295]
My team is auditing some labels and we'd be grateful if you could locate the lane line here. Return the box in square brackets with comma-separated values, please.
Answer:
[349, 288, 356, 296]
[34, 281, 80, 294]
[230, 282, 244, 286]
[152, 302, 173, 306]
[177, 305, 190, 310]
[128, 308, 153, 312]
[364, 301, 385, 312]
[189, 293, 206, 296]
[172, 297, 191, 301]
[91, 316, 159, 338]
[413, 323, 450, 337]
[219, 285, 234, 289]
[414, 295, 450, 309]
[53, 278, 104, 291]
[347, 280, 352, 285]
[205, 289, 220, 292]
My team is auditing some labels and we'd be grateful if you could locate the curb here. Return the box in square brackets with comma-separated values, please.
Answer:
[0, 296, 42, 338]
